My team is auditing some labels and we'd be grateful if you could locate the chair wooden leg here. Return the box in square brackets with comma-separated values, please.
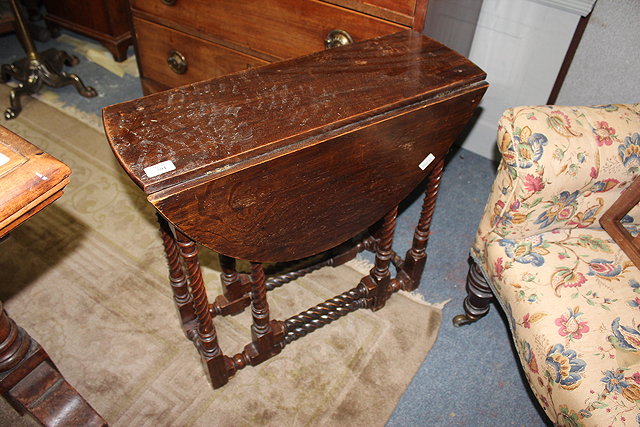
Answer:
[401, 159, 445, 291]
[452, 258, 494, 326]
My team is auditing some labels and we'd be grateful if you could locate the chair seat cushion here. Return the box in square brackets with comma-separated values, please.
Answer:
[477, 227, 640, 425]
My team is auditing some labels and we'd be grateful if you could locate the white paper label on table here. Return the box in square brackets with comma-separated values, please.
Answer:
[144, 160, 176, 178]
[419, 153, 435, 170]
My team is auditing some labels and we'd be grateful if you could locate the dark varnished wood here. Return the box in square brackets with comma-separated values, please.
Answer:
[133, 17, 268, 90]
[173, 228, 230, 388]
[105, 31, 487, 387]
[0, 304, 107, 427]
[43, 0, 132, 62]
[104, 31, 487, 262]
[600, 174, 640, 268]
[368, 207, 398, 310]
[452, 258, 495, 327]
[400, 158, 444, 290]
[131, 0, 404, 63]
[156, 213, 197, 339]
[130, 0, 428, 93]
[322, 0, 428, 28]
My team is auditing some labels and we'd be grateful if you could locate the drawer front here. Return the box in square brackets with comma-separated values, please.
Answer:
[134, 17, 268, 89]
[324, 0, 419, 25]
[364, 0, 416, 16]
[131, 0, 405, 61]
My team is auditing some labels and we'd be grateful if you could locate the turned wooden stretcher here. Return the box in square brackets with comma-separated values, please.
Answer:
[103, 30, 487, 388]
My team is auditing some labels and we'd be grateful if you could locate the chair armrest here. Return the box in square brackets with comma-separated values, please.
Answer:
[477, 104, 640, 242]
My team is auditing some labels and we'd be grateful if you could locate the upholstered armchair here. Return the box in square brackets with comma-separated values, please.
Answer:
[455, 104, 640, 426]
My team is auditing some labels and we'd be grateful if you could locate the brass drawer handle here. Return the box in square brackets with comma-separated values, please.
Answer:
[324, 29, 353, 49]
[167, 50, 187, 74]
[161, 0, 177, 5]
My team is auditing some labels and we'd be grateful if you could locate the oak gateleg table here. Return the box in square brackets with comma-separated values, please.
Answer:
[103, 30, 487, 388]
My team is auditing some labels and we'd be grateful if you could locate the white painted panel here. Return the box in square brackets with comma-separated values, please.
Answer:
[530, 0, 597, 16]
[458, 0, 580, 160]
[423, 0, 483, 56]
[556, 0, 640, 105]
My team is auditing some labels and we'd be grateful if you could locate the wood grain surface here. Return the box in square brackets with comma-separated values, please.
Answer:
[0, 126, 71, 237]
[104, 30, 487, 262]
[131, 0, 405, 62]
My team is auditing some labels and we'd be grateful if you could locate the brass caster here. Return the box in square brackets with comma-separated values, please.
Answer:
[4, 108, 17, 120]
[83, 86, 98, 98]
[452, 313, 479, 327]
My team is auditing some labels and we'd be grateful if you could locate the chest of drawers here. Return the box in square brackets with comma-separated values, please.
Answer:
[43, 0, 132, 62]
[128, 0, 428, 94]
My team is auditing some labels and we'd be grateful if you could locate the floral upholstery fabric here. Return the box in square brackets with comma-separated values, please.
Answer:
[472, 105, 640, 426]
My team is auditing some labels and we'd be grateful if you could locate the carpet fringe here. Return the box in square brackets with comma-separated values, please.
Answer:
[398, 290, 450, 310]
[347, 259, 449, 310]
[345, 258, 374, 274]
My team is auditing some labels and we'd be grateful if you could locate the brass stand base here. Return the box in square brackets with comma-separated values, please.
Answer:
[1, 48, 97, 119]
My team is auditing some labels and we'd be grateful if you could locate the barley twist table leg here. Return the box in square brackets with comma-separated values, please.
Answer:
[250, 263, 271, 343]
[401, 158, 445, 291]
[174, 230, 230, 388]
[157, 213, 197, 339]
[243, 263, 283, 364]
[361, 206, 398, 311]
[220, 254, 242, 300]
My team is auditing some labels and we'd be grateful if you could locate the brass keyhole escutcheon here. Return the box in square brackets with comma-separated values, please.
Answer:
[324, 29, 353, 49]
[167, 50, 187, 74]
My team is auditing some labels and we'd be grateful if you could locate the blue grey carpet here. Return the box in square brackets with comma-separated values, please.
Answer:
[0, 29, 549, 426]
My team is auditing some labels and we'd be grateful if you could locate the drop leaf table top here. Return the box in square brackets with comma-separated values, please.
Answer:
[103, 30, 487, 263]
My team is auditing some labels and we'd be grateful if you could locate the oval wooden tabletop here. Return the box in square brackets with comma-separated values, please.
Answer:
[103, 30, 487, 262]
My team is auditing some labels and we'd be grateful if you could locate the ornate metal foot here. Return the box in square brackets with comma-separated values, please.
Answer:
[3, 49, 97, 119]
[452, 258, 494, 327]
[3, 0, 97, 119]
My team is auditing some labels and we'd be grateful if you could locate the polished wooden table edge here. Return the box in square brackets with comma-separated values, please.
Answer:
[103, 30, 486, 194]
[149, 81, 488, 202]
[0, 179, 68, 238]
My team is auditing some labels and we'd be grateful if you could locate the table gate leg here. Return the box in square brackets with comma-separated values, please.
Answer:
[362, 206, 398, 311]
[243, 263, 283, 364]
[213, 254, 252, 316]
[220, 254, 242, 300]
[401, 158, 445, 291]
[157, 213, 197, 339]
[174, 229, 230, 388]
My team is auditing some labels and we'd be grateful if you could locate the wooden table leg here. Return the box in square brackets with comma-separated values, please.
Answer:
[174, 229, 230, 388]
[361, 206, 398, 311]
[0, 303, 106, 426]
[401, 158, 445, 291]
[157, 213, 197, 339]
[243, 263, 283, 364]
[211, 254, 251, 316]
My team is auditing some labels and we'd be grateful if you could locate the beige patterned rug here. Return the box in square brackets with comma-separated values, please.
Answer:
[0, 84, 441, 426]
